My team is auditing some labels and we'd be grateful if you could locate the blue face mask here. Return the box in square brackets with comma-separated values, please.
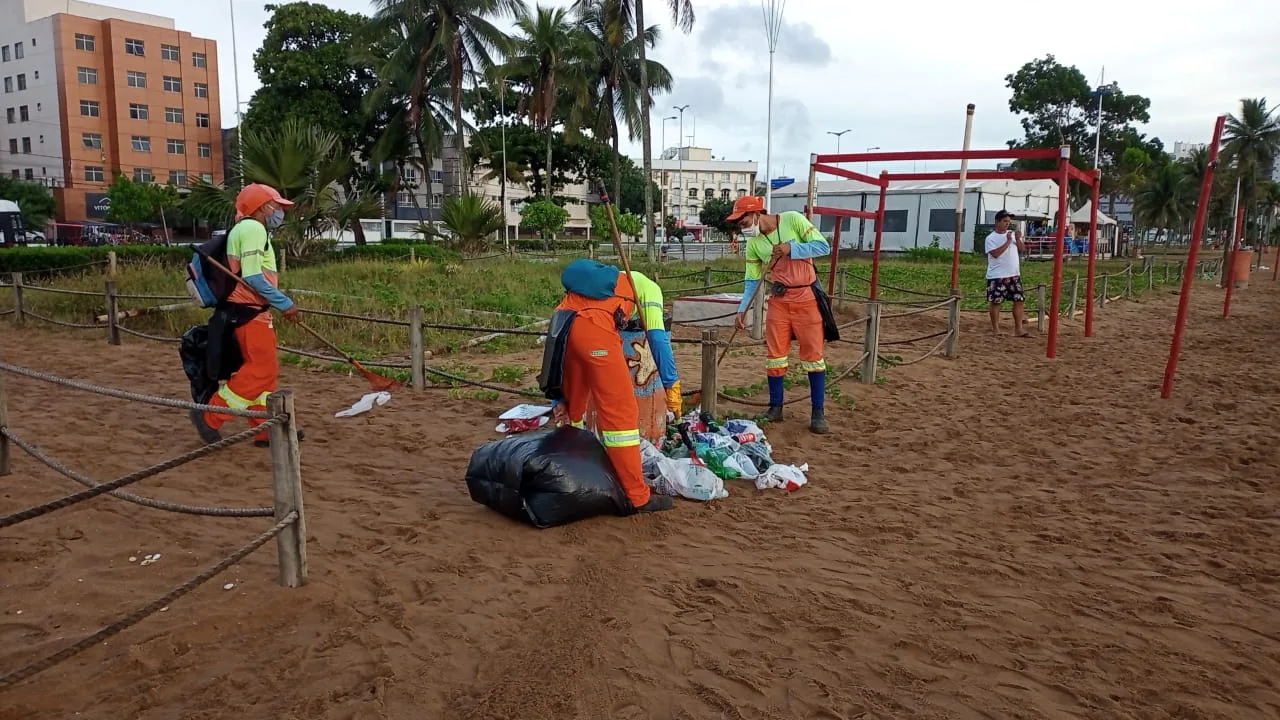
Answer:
[264, 208, 285, 230]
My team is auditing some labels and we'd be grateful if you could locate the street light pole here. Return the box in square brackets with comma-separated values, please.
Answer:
[229, 0, 243, 182]
[661, 115, 676, 218]
[674, 104, 689, 223]
[1093, 66, 1106, 170]
[865, 146, 880, 175]
[499, 80, 509, 251]
[762, 0, 785, 210]
[827, 129, 851, 154]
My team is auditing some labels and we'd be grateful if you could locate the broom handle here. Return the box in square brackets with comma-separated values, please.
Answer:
[599, 185, 651, 338]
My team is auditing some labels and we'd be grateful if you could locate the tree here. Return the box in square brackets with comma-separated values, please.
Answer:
[0, 176, 55, 228]
[1004, 55, 1159, 205]
[441, 194, 505, 253]
[617, 156, 660, 216]
[1134, 163, 1193, 246]
[520, 198, 569, 243]
[699, 196, 735, 235]
[1223, 98, 1280, 248]
[589, 203, 642, 241]
[105, 174, 156, 226]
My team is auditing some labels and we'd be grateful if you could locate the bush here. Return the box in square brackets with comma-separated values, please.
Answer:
[332, 243, 459, 263]
[0, 245, 193, 275]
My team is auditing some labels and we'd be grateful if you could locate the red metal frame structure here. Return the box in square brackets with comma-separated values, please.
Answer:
[1161, 115, 1227, 399]
[805, 146, 1101, 358]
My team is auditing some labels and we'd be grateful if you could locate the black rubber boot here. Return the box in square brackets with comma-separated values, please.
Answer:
[764, 405, 784, 423]
[635, 495, 674, 513]
[809, 407, 830, 435]
[254, 428, 306, 448]
[189, 409, 222, 444]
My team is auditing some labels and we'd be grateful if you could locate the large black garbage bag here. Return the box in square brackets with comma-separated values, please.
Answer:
[465, 426, 636, 528]
[179, 314, 243, 404]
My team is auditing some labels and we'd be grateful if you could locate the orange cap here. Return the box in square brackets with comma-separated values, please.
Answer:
[235, 183, 294, 220]
[726, 195, 766, 222]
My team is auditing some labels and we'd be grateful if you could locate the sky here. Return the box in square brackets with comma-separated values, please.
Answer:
[104, 0, 1279, 179]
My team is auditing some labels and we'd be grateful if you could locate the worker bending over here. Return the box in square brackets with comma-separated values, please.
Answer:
[544, 259, 682, 514]
[729, 196, 833, 434]
[191, 183, 302, 448]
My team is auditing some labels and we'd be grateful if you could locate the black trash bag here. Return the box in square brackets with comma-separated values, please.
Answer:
[179, 313, 244, 404]
[465, 426, 636, 528]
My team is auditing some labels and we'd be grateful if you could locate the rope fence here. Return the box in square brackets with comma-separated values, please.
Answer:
[0, 363, 310, 688]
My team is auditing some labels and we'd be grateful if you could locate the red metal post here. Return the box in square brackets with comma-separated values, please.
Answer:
[828, 220, 841, 296]
[1046, 146, 1071, 359]
[1222, 205, 1246, 318]
[815, 147, 1061, 165]
[1161, 115, 1227, 399]
[1084, 169, 1101, 338]
[812, 164, 881, 185]
[882, 170, 1056, 183]
[869, 172, 889, 301]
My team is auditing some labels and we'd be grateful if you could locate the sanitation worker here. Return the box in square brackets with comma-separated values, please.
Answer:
[190, 183, 302, 448]
[548, 259, 681, 514]
[729, 195, 833, 434]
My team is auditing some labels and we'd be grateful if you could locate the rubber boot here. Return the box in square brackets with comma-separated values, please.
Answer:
[636, 495, 674, 513]
[765, 375, 785, 422]
[189, 409, 222, 444]
[808, 371, 830, 435]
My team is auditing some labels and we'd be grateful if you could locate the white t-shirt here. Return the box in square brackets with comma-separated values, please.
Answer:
[985, 231, 1021, 280]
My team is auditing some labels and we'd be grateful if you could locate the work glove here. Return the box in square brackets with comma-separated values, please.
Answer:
[665, 381, 683, 417]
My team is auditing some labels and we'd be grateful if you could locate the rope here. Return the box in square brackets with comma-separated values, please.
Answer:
[716, 354, 868, 408]
[0, 309, 13, 316]
[879, 329, 951, 347]
[668, 278, 745, 296]
[462, 252, 508, 262]
[422, 366, 543, 398]
[4, 259, 109, 275]
[0, 419, 281, 530]
[114, 293, 191, 301]
[22, 310, 101, 329]
[1, 428, 275, 518]
[117, 325, 183, 343]
[879, 333, 951, 368]
[880, 298, 954, 320]
[418, 321, 548, 337]
[848, 274, 949, 299]
[0, 511, 297, 690]
[18, 285, 103, 297]
[278, 346, 413, 369]
[0, 361, 270, 419]
[297, 307, 410, 327]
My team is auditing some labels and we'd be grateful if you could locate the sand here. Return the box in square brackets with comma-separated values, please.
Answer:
[2, 278, 1279, 719]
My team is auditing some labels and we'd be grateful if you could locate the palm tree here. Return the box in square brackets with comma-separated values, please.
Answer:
[1134, 163, 1194, 245]
[369, 0, 521, 197]
[500, 4, 591, 199]
[576, 0, 673, 205]
[441, 194, 505, 253]
[1223, 98, 1280, 252]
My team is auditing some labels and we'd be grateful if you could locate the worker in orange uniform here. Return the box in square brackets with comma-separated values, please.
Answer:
[544, 259, 679, 514]
[728, 195, 833, 434]
[190, 183, 303, 448]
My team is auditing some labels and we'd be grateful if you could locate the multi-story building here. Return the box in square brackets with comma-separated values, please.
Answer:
[0, 0, 222, 222]
[1173, 141, 1207, 161]
[647, 146, 758, 225]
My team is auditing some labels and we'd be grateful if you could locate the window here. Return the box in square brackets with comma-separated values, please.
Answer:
[13, 43, 22, 60]
[168, 170, 187, 186]
[928, 209, 960, 233]
[1, 47, 8, 62]
[167, 138, 184, 155]
[431, 194, 443, 208]
[133, 167, 153, 183]
[818, 215, 852, 233]
[721, 189, 730, 201]
[82, 132, 102, 149]
[403, 168, 419, 184]
[125, 38, 144, 56]
[4, 108, 11, 123]
[192, 52, 207, 68]
[23, 168, 32, 180]
[127, 71, 146, 88]
[431, 170, 444, 183]
[16, 74, 25, 91]
[882, 209, 909, 233]
[131, 136, 151, 152]
[193, 82, 208, 98]
[737, 188, 748, 197]
[18, 105, 27, 121]
[163, 76, 180, 92]
[195, 112, 209, 128]
[84, 165, 104, 182]
[687, 188, 697, 198]
[721, 173, 730, 182]
[77, 66, 97, 84]
[80, 99, 100, 117]
[165, 107, 183, 123]
[197, 142, 211, 158]
[21, 137, 31, 154]
[3, 77, 11, 93]
[75, 34, 95, 52]
[396, 190, 410, 206]
[129, 103, 148, 120]
[7, 139, 15, 154]
[161, 44, 180, 61]
[8, 170, 16, 179]
[200, 172, 213, 183]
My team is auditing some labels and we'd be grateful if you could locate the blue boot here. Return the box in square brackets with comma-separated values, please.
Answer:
[765, 375, 785, 422]
[808, 371, 830, 434]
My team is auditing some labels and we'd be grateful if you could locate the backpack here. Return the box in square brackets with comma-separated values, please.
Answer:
[186, 220, 256, 308]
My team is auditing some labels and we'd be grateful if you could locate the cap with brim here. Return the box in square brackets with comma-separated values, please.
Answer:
[726, 195, 766, 222]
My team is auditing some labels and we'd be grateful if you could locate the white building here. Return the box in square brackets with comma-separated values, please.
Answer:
[772, 177, 1064, 252]
[645, 146, 757, 225]
[1173, 141, 1207, 160]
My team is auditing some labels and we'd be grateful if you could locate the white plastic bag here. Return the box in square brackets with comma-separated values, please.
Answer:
[666, 458, 728, 501]
[727, 452, 761, 480]
[755, 463, 809, 492]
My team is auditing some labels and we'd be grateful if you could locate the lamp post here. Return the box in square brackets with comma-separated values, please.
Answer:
[661, 115, 676, 218]
[865, 146, 880, 175]
[674, 104, 689, 222]
[229, 0, 243, 178]
[763, 0, 785, 211]
[827, 129, 851, 154]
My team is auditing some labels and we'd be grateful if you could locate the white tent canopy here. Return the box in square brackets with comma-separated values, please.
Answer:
[0, 199, 19, 213]
[1070, 200, 1117, 226]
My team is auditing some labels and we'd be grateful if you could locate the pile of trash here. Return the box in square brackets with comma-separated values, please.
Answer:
[640, 411, 810, 503]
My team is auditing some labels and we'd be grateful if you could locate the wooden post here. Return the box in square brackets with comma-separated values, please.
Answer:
[750, 290, 765, 341]
[1164, 261, 1170, 284]
[1069, 274, 1079, 319]
[837, 269, 847, 310]
[703, 265, 712, 291]
[1125, 263, 1133, 298]
[409, 307, 425, 391]
[279, 246, 288, 274]
[107, 250, 117, 279]
[11, 273, 23, 327]
[944, 297, 960, 358]
[626, 243, 632, 264]
[410, 246, 417, 264]
[700, 329, 718, 416]
[1100, 274, 1108, 308]
[1147, 262, 1154, 291]
[861, 302, 880, 384]
[105, 280, 120, 346]
[0, 371, 9, 476]
[267, 391, 308, 588]
[1036, 284, 1047, 332]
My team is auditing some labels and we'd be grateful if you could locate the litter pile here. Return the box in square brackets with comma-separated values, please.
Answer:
[640, 411, 810, 502]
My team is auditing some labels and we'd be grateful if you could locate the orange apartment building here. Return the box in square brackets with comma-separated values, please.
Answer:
[0, 0, 223, 223]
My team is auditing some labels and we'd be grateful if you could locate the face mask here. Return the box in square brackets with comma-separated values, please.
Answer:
[740, 216, 760, 237]
[264, 208, 285, 230]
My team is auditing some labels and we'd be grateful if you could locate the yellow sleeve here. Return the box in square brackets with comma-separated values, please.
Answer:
[631, 272, 666, 331]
